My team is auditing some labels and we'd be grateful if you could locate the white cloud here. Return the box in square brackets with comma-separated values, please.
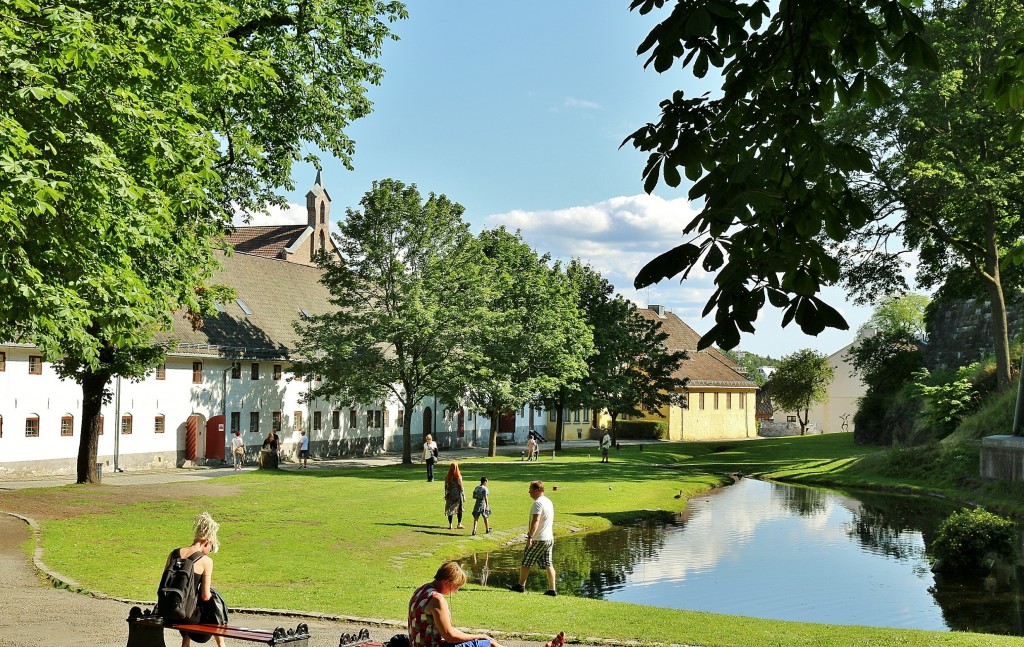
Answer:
[564, 97, 602, 110]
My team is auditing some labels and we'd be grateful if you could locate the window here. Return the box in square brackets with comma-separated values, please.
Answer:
[230, 411, 240, 434]
[367, 410, 374, 427]
[549, 410, 556, 422]
[250, 411, 260, 434]
[699, 392, 705, 410]
[332, 410, 341, 430]
[294, 411, 303, 431]
[787, 415, 797, 423]
[350, 408, 357, 429]
[61, 415, 73, 437]
[739, 393, 745, 409]
[727, 393, 732, 409]
[313, 411, 322, 431]
[374, 410, 383, 428]
[273, 364, 282, 380]
[236, 298, 253, 315]
[397, 409, 405, 428]
[29, 355, 42, 374]
[383, 410, 390, 428]
[155, 363, 166, 380]
[573, 410, 580, 423]
[155, 415, 165, 434]
[272, 411, 282, 432]
[192, 361, 203, 384]
[121, 414, 133, 435]
[0, 351, 5, 371]
[714, 393, 719, 410]
[25, 416, 39, 437]
[251, 363, 260, 380]
[583, 409, 590, 423]
[231, 362, 241, 379]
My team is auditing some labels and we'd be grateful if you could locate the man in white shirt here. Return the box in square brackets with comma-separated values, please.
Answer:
[600, 432, 612, 463]
[508, 480, 557, 596]
[298, 430, 310, 469]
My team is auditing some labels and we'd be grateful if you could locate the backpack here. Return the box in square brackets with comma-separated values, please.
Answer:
[157, 549, 203, 623]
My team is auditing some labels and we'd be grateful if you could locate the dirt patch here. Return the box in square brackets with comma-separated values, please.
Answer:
[0, 483, 241, 520]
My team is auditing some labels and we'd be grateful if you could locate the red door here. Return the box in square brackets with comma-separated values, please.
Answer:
[186, 415, 199, 461]
[423, 407, 432, 438]
[500, 410, 516, 434]
[206, 415, 226, 460]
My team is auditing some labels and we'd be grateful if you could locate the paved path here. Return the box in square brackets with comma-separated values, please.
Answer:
[0, 444, 604, 647]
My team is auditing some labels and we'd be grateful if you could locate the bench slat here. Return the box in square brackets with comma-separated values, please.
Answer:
[169, 623, 274, 640]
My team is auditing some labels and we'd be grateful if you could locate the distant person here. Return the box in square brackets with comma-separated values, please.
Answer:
[408, 561, 506, 647]
[423, 434, 438, 482]
[230, 431, 244, 470]
[298, 430, 310, 469]
[260, 430, 279, 469]
[508, 480, 557, 596]
[160, 511, 228, 647]
[600, 432, 611, 463]
[444, 462, 465, 530]
[525, 435, 538, 462]
[470, 476, 491, 535]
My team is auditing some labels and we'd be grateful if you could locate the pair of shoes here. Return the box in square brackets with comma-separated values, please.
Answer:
[508, 583, 526, 593]
[457, 524, 464, 529]
[544, 590, 557, 597]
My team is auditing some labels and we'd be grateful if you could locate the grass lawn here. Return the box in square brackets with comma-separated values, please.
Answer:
[4, 433, 1022, 647]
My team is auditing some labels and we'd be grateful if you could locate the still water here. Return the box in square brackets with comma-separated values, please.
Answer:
[465, 478, 1024, 635]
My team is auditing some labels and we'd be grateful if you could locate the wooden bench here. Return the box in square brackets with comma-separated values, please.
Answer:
[127, 606, 310, 646]
[338, 628, 384, 647]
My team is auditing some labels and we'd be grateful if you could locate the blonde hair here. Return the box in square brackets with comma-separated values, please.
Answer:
[425, 434, 432, 443]
[193, 511, 220, 553]
[433, 561, 467, 589]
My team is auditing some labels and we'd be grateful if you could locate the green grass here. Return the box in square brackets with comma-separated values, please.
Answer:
[7, 434, 1024, 647]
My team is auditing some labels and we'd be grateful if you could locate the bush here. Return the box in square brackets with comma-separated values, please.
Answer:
[929, 508, 1019, 575]
[614, 420, 667, 439]
[946, 387, 1016, 444]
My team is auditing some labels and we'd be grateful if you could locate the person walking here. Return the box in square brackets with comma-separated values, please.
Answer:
[525, 435, 537, 461]
[600, 432, 612, 463]
[470, 476, 491, 535]
[508, 480, 557, 596]
[298, 430, 310, 469]
[230, 431, 244, 470]
[444, 462, 465, 530]
[423, 434, 438, 482]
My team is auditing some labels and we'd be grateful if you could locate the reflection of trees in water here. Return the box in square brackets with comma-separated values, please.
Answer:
[463, 520, 671, 597]
[842, 492, 955, 561]
[772, 483, 829, 517]
[928, 564, 1024, 635]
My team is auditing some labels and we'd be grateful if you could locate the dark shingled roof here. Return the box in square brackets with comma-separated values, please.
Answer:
[225, 225, 308, 260]
[161, 252, 331, 359]
[636, 308, 758, 389]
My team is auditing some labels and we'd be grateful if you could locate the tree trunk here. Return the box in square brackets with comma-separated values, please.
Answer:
[487, 407, 498, 457]
[984, 217, 1012, 389]
[610, 412, 619, 444]
[554, 394, 564, 452]
[401, 393, 414, 465]
[77, 370, 110, 484]
[799, 407, 809, 436]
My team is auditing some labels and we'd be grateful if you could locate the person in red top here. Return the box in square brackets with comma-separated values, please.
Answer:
[408, 562, 504, 647]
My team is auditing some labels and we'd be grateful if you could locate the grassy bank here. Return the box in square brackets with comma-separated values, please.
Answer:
[3, 434, 1021, 647]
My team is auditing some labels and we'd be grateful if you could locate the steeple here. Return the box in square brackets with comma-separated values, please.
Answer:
[305, 173, 331, 261]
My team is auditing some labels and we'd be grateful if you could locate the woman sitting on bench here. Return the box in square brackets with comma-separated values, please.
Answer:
[408, 562, 504, 647]
[168, 512, 227, 647]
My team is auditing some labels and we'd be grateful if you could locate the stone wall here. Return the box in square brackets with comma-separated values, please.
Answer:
[925, 293, 1024, 371]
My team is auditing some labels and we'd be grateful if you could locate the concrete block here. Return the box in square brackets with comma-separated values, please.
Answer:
[980, 435, 1024, 481]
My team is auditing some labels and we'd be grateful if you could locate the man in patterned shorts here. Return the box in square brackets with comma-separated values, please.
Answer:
[508, 480, 557, 596]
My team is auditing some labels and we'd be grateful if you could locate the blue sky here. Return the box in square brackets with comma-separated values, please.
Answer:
[242, 0, 877, 359]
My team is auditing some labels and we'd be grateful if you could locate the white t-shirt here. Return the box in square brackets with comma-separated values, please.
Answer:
[230, 435, 244, 452]
[530, 494, 555, 541]
[300, 434, 309, 451]
[422, 440, 437, 461]
[601, 434, 611, 449]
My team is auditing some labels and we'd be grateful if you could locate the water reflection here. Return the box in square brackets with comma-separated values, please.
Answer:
[464, 478, 1024, 635]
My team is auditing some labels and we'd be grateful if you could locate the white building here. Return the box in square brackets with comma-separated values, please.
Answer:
[0, 177, 539, 477]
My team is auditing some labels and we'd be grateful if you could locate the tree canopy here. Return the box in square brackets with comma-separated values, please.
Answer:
[294, 179, 486, 465]
[769, 349, 836, 435]
[1, 0, 405, 481]
[624, 0, 944, 352]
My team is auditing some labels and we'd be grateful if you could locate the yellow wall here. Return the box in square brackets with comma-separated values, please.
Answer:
[545, 409, 595, 441]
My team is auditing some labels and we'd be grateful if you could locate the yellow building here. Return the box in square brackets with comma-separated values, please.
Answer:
[619, 306, 758, 441]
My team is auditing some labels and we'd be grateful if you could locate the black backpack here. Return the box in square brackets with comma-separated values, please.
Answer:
[157, 549, 203, 623]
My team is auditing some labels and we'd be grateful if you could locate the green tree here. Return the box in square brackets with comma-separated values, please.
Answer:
[719, 349, 778, 387]
[827, 0, 1024, 389]
[626, 0, 936, 350]
[294, 180, 486, 466]
[859, 294, 930, 338]
[769, 349, 836, 435]
[466, 229, 593, 457]
[1, 0, 404, 482]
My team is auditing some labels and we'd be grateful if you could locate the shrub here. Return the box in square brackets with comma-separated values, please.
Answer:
[929, 508, 1019, 575]
[614, 420, 667, 439]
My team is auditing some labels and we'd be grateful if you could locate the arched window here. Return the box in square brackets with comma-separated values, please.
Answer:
[61, 415, 74, 437]
[25, 414, 39, 437]
[319, 230, 326, 252]
[121, 413, 133, 435]
[155, 414, 165, 433]
[319, 202, 326, 224]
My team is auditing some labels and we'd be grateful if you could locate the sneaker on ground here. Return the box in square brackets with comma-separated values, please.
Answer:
[508, 583, 526, 593]
[543, 589, 557, 597]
